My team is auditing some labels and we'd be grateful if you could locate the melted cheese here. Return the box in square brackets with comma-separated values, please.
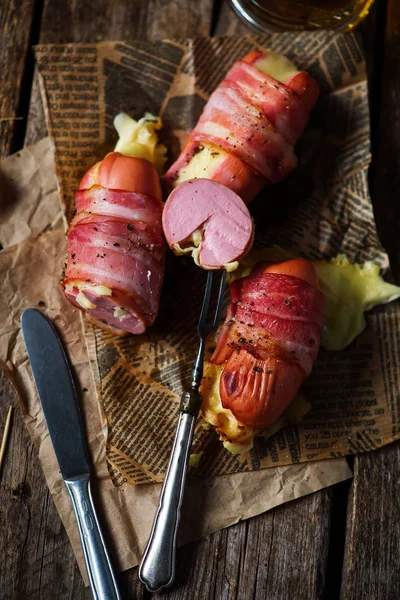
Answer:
[253, 50, 299, 83]
[174, 144, 228, 187]
[64, 280, 113, 310]
[113, 307, 128, 321]
[91, 284, 112, 296]
[65, 280, 112, 295]
[173, 228, 239, 272]
[76, 291, 95, 310]
[189, 452, 204, 468]
[114, 112, 167, 174]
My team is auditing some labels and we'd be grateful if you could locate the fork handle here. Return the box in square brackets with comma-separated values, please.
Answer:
[139, 410, 196, 593]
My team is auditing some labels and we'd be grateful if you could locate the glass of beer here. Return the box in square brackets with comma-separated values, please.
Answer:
[231, 0, 375, 32]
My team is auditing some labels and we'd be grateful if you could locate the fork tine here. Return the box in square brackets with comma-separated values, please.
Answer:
[197, 270, 227, 338]
[193, 270, 226, 388]
[197, 271, 214, 330]
[212, 270, 227, 328]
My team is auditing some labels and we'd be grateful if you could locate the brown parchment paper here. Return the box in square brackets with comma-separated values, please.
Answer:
[34, 32, 400, 484]
[0, 142, 352, 582]
[0, 137, 62, 247]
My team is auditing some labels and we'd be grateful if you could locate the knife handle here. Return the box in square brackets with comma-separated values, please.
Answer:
[65, 474, 121, 600]
[139, 411, 196, 593]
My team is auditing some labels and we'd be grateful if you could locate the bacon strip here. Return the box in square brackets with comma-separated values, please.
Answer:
[225, 61, 309, 145]
[191, 81, 297, 182]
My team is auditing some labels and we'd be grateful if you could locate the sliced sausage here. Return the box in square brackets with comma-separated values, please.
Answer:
[162, 178, 254, 270]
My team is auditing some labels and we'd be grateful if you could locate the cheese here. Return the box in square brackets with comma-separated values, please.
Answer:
[253, 50, 299, 83]
[189, 452, 204, 468]
[64, 280, 114, 311]
[223, 261, 239, 273]
[65, 280, 112, 296]
[174, 144, 228, 187]
[114, 112, 167, 173]
[91, 284, 112, 296]
[113, 306, 128, 321]
[173, 228, 203, 268]
[76, 291, 95, 310]
[173, 228, 239, 272]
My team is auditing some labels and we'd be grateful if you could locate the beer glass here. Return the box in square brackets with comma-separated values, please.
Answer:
[231, 0, 375, 32]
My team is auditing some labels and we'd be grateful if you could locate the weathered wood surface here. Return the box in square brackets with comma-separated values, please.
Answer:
[1, 1, 399, 599]
[152, 490, 333, 600]
[341, 446, 400, 600]
[369, 0, 400, 282]
[214, 0, 249, 35]
[0, 2, 83, 599]
[25, 0, 214, 147]
[0, 372, 91, 600]
[0, 0, 37, 156]
[340, 2, 400, 598]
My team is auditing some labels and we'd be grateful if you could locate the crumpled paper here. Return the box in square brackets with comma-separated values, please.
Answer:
[0, 137, 61, 247]
[0, 140, 352, 582]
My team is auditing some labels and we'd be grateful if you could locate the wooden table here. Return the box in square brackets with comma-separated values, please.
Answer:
[1, 1, 399, 598]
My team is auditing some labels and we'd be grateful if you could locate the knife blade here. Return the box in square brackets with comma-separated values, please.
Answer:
[21, 309, 121, 600]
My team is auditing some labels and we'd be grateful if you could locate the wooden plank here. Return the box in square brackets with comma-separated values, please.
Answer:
[341, 2, 400, 597]
[367, 0, 400, 282]
[341, 446, 400, 599]
[24, 68, 47, 147]
[38, 0, 213, 43]
[214, 0, 250, 35]
[24, 0, 215, 145]
[151, 490, 332, 600]
[0, 372, 91, 599]
[0, 0, 37, 157]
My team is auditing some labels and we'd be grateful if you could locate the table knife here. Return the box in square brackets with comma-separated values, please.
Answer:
[21, 309, 121, 600]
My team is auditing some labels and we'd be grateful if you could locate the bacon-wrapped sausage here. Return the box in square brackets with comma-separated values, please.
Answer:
[164, 50, 319, 204]
[62, 138, 166, 335]
[200, 258, 325, 449]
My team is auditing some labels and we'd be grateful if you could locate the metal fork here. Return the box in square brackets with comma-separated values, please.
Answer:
[139, 270, 227, 593]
